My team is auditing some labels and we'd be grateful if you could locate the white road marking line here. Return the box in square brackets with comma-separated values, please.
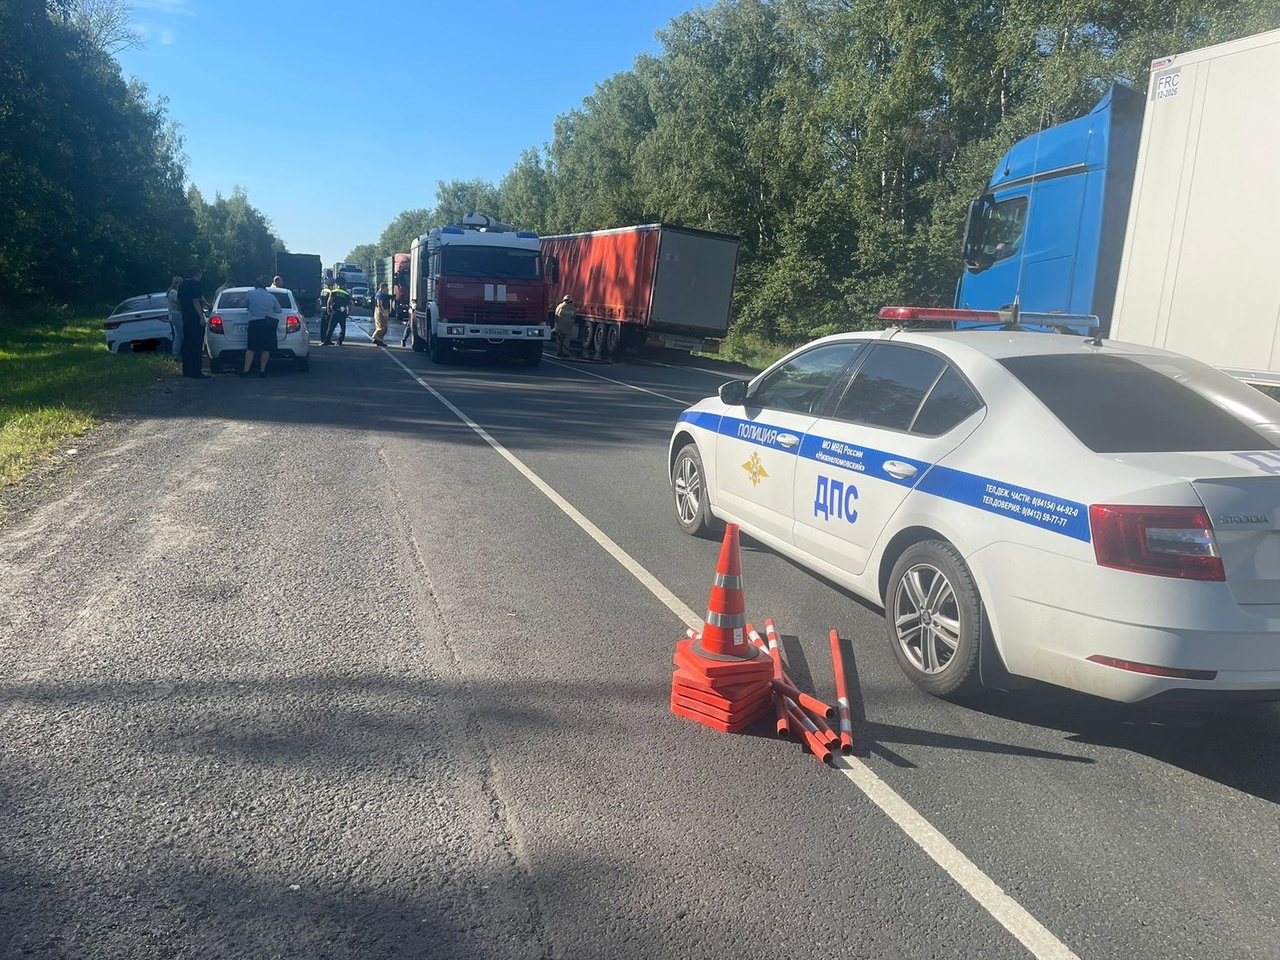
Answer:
[383, 349, 1083, 960]
[631, 354, 747, 379]
[544, 357, 692, 404]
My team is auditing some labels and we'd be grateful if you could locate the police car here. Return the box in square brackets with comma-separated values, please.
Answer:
[668, 307, 1280, 705]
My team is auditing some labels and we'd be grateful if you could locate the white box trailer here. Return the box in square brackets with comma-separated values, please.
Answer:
[1109, 28, 1280, 385]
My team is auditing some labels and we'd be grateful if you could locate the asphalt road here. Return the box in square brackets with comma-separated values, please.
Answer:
[2, 319, 1278, 959]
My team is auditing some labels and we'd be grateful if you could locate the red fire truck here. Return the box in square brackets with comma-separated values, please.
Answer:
[407, 215, 557, 367]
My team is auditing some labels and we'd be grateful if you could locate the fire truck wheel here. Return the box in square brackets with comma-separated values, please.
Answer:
[429, 332, 452, 364]
[411, 326, 427, 352]
[523, 342, 544, 367]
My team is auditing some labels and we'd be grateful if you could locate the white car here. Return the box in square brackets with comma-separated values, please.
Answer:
[668, 308, 1280, 705]
[104, 293, 173, 354]
[205, 286, 310, 373]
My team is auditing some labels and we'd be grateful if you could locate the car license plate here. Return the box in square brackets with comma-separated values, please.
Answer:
[236, 324, 247, 332]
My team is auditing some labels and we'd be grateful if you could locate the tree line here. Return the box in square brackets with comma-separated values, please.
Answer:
[8, 0, 1278, 337]
[349, 0, 1279, 347]
[0, 0, 282, 308]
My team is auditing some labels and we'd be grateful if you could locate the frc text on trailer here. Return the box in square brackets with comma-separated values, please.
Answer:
[408, 214, 557, 367]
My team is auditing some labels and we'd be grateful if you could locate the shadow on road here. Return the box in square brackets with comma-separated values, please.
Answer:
[140, 336, 682, 455]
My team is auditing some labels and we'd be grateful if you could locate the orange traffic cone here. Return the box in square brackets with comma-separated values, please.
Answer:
[690, 523, 757, 660]
[670, 523, 773, 732]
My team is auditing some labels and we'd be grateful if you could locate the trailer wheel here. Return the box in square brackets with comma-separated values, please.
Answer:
[605, 322, 621, 359]
[586, 320, 608, 360]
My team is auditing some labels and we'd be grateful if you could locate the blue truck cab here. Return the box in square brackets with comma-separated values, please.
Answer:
[954, 84, 1145, 334]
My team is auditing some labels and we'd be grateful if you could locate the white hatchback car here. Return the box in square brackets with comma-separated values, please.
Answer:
[205, 286, 310, 373]
[104, 293, 173, 354]
[669, 309, 1280, 706]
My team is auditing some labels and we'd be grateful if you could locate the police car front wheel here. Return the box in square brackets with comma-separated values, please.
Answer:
[672, 443, 717, 538]
[885, 541, 983, 698]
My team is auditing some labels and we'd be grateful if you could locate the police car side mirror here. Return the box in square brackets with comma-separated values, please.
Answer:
[719, 380, 747, 405]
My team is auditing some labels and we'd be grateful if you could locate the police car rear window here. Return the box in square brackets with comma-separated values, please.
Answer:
[999, 354, 1280, 453]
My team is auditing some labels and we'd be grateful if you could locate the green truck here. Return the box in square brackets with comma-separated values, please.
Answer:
[274, 252, 323, 318]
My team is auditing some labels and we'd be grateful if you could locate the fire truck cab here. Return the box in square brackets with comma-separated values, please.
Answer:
[408, 214, 557, 367]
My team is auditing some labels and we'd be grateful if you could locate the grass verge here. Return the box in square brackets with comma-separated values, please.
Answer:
[0, 305, 175, 497]
[711, 330, 792, 371]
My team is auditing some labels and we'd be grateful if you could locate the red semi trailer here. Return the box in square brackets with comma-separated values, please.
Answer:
[541, 223, 740, 360]
[390, 253, 410, 321]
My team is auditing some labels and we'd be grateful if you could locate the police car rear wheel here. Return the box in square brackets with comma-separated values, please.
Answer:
[886, 541, 982, 698]
[672, 443, 715, 537]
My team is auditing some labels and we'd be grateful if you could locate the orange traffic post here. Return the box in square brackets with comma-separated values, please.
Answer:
[753, 622, 836, 720]
[830, 629, 854, 755]
[807, 704, 840, 749]
[773, 696, 790, 738]
[787, 702, 832, 764]
[767, 677, 835, 721]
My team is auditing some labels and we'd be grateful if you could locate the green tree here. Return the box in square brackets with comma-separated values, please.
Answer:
[189, 186, 282, 288]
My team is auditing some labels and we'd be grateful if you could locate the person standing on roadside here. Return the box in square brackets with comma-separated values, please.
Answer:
[177, 267, 208, 378]
[322, 278, 352, 345]
[213, 274, 235, 304]
[272, 275, 284, 288]
[166, 275, 184, 357]
[553, 295, 577, 358]
[371, 282, 391, 347]
[242, 275, 282, 377]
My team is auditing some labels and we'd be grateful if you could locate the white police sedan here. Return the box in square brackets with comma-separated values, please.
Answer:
[668, 308, 1280, 705]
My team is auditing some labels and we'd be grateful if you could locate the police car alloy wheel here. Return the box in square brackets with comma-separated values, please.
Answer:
[886, 541, 983, 698]
[672, 443, 715, 537]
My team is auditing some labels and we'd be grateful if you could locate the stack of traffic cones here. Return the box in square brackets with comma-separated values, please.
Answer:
[669, 524, 858, 760]
[670, 524, 775, 732]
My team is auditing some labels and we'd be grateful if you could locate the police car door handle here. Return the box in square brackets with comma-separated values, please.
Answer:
[884, 461, 917, 480]
[777, 433, 800, 449]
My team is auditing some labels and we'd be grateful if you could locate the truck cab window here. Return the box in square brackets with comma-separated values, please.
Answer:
[441, 248, 540, 280]
[964, 196, 1028, 271]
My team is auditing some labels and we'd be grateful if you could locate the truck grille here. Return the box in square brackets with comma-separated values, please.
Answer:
[460, 304, 531, 323]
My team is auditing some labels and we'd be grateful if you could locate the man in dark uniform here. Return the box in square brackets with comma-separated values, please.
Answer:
[177, 266, 208, 378]
[322, 279, 352, 345]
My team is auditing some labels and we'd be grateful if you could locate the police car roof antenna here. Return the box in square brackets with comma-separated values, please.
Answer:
[1010, 103, 1048, 313]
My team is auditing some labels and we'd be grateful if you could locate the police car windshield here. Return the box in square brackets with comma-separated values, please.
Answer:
[1000, 354, 1280, 454]
[441, 247, 540, 280]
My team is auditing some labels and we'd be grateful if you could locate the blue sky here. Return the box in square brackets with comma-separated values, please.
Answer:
[118, 0, 701, 267]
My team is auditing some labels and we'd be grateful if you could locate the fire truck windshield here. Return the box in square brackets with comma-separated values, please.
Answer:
[441, 246, 540, 280]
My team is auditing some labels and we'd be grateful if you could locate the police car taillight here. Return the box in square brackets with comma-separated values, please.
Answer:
[285, 315, 301, 333]
[1089, 504, 1225, 581]
[878, 306, 1002, 322]
[209, 314, 224, 334]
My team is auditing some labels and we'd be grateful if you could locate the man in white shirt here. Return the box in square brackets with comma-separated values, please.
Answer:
[243, 276, 283, 377]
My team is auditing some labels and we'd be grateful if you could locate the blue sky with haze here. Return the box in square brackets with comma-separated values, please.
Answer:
[119, 0, 699, 266]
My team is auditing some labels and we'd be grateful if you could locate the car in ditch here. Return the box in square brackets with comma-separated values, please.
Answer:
[668, 307, 1280, 706]
[205, 286, 310, 373]
[104, 292, 173, 354]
